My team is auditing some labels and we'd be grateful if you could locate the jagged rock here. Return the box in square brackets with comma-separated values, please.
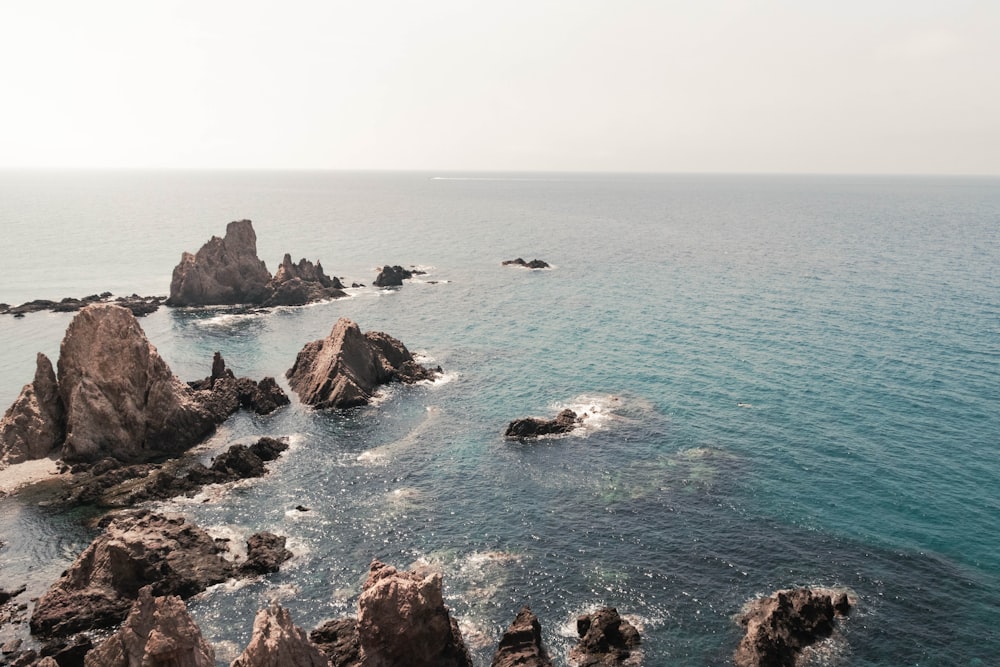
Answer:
[84, 586, 214, 667]
[734, 587, 850, 667]
[286, 318, 440, 410]
[190, 352, 289, 417]
[240, 532, 293, 576]
[310, 618, 361, 667]
[502, 258, 550, 269]
[491, 606, 553, 667]
[30, 511, 235, 637]
[38, 634, 93, 667]
[264, 254, 347, 306]
[231, 604, 330, 667]
[372, 265, 424, 287]
[0, 353, 64, 464]
[0, 293, 161, 318]
[569, 607, 641, 666]
[505, 409, 581, 439]
[166, 219, 273, 307]
[357, 560, 472, 667]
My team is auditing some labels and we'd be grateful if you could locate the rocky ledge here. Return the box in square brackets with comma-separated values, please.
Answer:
[502, 258, 551, 269]
[286, 317, 441, 410]
[505, 408, 583, 439]
[0, 293, 164, 318]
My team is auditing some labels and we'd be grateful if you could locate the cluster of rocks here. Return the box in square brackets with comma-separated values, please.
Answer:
[502, 257, 551, 269]
[505, 408, 584, 439]
[0, 293, 163, 318]
[372, 265, 425, 287]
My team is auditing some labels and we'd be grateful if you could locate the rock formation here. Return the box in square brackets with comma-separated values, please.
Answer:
[568, 607, 641, 666]
[240, 532, 293, 576]
[265, 254, 347, 306]
[189, 352, 290, 416]
[502, 258, 550, 269]
[0, 353, 64, 465]
[734, 587, 850, 667]
[491, 606, 553, 667]
[372, 265, 424, 287]
[310, 618, 361, 667]
[29, 511, 290, 638]
[356, 560, 472, 667]
[0, 293, 163, 318]
[231, 604, 330, 667]
[166, 219, 273, 307]
[505, 409, 581, 439]
[83, 586, 215, 667]
[286, 318, 441, 410]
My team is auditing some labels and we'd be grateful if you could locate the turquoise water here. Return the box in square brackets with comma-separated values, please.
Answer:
[0, 171, 998, 665]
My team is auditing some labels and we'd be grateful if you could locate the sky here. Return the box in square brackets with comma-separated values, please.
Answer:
[1, 0, 998, 174]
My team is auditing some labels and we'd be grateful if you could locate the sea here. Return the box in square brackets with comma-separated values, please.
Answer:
[0, 170, 997, 666]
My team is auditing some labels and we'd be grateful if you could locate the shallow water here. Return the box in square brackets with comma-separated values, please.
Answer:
[0, 171, 998, 665]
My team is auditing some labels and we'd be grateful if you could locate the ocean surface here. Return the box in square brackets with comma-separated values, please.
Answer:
[0, 170, 997, 666]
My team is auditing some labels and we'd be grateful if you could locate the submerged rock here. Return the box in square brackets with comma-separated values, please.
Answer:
[569, 607, 641, 666]
[286, 318, 441, 409]
[734, 587, 851, 667]
[502, 258, 550, 269]
[0, 353, 64, 464]
[84, 586, 215, 667]
[231, 604, 330, 667]
[491, 606, 553, 667]
[357, 560, 472, 667]
[505, 409, 581, 439]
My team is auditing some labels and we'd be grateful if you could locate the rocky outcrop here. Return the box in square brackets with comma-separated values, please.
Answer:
[310, 618, 361, 667]
[1, 293, 163, 318]
[264, 254, 347, 306]
[568, 607, 641, 666]
[505, 409, 581, 439]
[491, 606, 553, 667]
[286, 318, 441, 410]
[0, 353, 64, 465]
[502, 258, 550, 269]
[240, 532, 293, 576]
[734, 588, 851, 667]
[189, 352, 290, 416]
[373, 265, 424, 287]
[231, 604, 330, 667]
[166, 220, 273, 307]
[357, 560, 472, 667]
[83, 586, 215, 667]
[29, 511, 253, 637]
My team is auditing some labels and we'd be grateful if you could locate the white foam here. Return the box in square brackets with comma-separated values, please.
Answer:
[542, 393, 625, 438]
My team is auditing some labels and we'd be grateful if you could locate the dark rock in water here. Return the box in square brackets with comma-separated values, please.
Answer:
[357, 560, 472, 667]
[84, 585, 214, 667]
[29, 511, 236, 637]
[311, 618, 361, 667]
[286, 317, 441, 409]
[264, 253, 347, 306]
[1, 294, 162, 318]
[295, 504, 311, 512]
[231, 604, 329, 667]
[0, 584, 26, 605]
[39, 633, 93, 667]
[373, 265, 424, 287]
[491, 606, 553, 667]
[113, 294, 163, 317]
[502, 258, 550, 269]
[189, 352, 289, 416]
[240, 532, 293, 576]
[0, 353, 64, 464]
[569, 607, 641, 666]
[505, 409, 581, 439]
[166, 219, 273, 306]
[734, 587, 851, 667]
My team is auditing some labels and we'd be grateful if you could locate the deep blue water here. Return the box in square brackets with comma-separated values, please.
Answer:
[0, 171, 998, 665]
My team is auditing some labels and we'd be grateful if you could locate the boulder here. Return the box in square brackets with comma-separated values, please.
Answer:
[502, 258, 550, 269]
[0, 353, 64, 464]
[505, 409, 581, 439]
[310, 618, 361, 667]
[286, 318, 440, 410]
[231, 604, 330, 667]
[734, 587, 850, 667]
[84, 586, 215, 667]
[190, 352, 290, 417]
[356, 560, 472, 667]
[373, 265, 424, 287]
[264, 254, 347, 306]
[240, 532, 293, 576]
[569, 607, 641, 666]
[166, 219, 273, 307]
[491, 606, 553, 667]
[30, 511, 235, 637]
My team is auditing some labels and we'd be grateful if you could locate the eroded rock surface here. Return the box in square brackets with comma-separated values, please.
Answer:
[310, 618, 361, 667]
[569, 607, 641, 666]
[357, 560, 472, 667]
[286, 318, 440, 410]
[0, 353, 64, 464]
[491, 606, 553, 667]
[83, 586, 215, 667]
[231, 604, 330, 667]
[505, 409, 581, 439]
[265, 254, 347, 306]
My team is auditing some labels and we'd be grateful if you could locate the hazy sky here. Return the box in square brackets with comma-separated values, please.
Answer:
[2, 0, 998, 173]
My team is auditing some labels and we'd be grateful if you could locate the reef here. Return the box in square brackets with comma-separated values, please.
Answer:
[502, 258, 550, 269]
[505, 408, 583, 439]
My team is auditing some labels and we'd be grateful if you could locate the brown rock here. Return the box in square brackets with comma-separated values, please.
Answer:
[505, 409, 581, 439]
[0, 353, 64, 464]
[231, 604, 330, 667]
[310, 618, 361, 667]
[240, 532, 293, 576]
[286, 318, 440, 410]
[264, 254, 347, 306]
[491, 606, 553, 667]
[569, 607, 641, 666]
[373, 265, 417, 287]
[356, 560, 472, 667]
[166, 220, 273, 307]
[84, 586, 215, 667]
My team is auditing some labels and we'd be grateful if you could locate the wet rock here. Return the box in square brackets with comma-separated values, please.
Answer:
[166, 219, 273, 307]
[38, 634, 93, 667]
[286, 318, 440, 410]
[734, 587, 851, 667]
[30, 511, 235, 637]
[240, 532, 293, 576]
[357, 560, 472, 667]
[569, 607, 641, 666]
[505, 409, 581, 439]
[265, 254, 347, 306]
[372, 265, 423, 287]
[491, 606, 553, 667]
[84, 586, 214, 667]
[0, 354, 64, 464]
[310, 618, 361, 667]
[231, 604, 330, 667]
[502, 258, 550, 269]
